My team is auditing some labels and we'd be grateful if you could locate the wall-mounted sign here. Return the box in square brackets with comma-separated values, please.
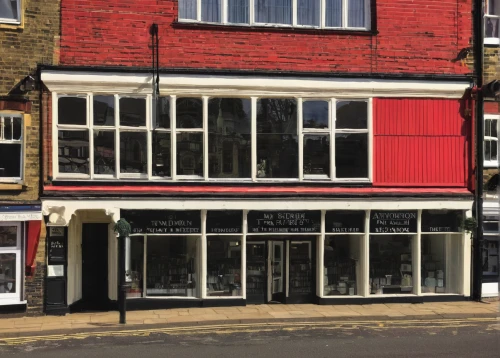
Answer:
[325, 211, 365, 233]
[48, 237, 67, 264]
[47, 265, 65, 277]
[421, 210, 463, 233]
[123, 210, 201, 234]
[207, 211, 242, 234]
[247, 211, 321, 233]
[0, 212, 42, 221]
[370, 211, 418, 234]
[49, 227, 65, 237]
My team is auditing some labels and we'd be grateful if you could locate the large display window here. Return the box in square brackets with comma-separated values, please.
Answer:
[0, 222, 21, 304]
[207, 236, 242, 296]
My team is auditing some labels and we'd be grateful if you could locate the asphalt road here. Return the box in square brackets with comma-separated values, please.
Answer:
[1, 318, 499, 357]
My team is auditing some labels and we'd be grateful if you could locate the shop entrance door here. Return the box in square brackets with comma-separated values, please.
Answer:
[81, 223, 110, 311]
[269, 241, 285, 303]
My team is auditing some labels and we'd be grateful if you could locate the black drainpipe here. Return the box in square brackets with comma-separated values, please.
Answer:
[150, 24, 159, 173]
[473, 0, 484, 301]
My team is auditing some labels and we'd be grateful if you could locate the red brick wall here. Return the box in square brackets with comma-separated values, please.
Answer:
[60, 0, 472, 74]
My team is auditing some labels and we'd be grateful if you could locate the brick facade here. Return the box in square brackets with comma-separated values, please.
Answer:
[0, 0, 60, 315]
[59, 0, 472, 75]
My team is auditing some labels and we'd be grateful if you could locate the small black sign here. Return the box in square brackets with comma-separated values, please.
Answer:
[123, 210, 201, 234]
[247, 211, 321, 233]
[421, 210, 463, 233]
[370, 211, 418, 234]
[207, 211, 243, 234]
[325, 211, 365, 233]
[48, 237, 67, 264]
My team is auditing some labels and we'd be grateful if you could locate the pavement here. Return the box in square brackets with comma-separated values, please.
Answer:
[0, 300, 498, 339]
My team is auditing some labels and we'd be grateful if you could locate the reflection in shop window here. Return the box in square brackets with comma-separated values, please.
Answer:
[207, 236, 242, 296]
[257, 98, 298, 178]
[304, 135, 330, 176]
[93, 131, 115, 175]
[421, 234, 461, 294]
[370, 235, 414, 295]
[58, 97, 86, 125]
[120, 132, 147, 174]
[146, 236, 199, 297]
[0, 253, 16, 294]
[93, 96, 115, 126]
[58, 130, 89, 174]
[324, 235, 362, 296]
[127, 237, 144, 298]
[119, 98, 146, 127]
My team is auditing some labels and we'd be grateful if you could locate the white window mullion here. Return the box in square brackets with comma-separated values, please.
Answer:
[330, 98, 336, 180]
[249, 0, 255, 25]
[342, 0, 348, 28]
[203, 96, 209, 180]
[292, 0, 298, 26]
[197, 0, 202, 21]
[222, 0, 228, 24]
[368, 97, 373, 182]
[298, 98, 304, 181]
[52, 92, 59, 177]
[115, 95, 120, 179]
[147, 94, 153, 179]
[320, 0, 326, 28]
[88, 94, 95, 179]
[364, 0, 370, 29]
[171, 95, 177, 180]
[251, 96, 257, 181]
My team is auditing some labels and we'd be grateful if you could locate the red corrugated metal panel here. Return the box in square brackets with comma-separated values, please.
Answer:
[374, 98, 468, 187]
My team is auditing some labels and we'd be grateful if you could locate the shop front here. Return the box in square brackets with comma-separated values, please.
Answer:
[42, 199, 472, 312]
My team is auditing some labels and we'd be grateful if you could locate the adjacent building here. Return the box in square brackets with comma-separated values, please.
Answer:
[40, 0, 475, 313]
[0, 0, 60, 314]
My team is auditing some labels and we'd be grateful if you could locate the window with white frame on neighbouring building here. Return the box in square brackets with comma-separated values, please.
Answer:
[179, 0, 370, 29]
[0, 114, 23, 181]
[0, 223, 21, 303]
[486, 0, 500, 44]
[54, 95, 371, 181]
[0, 0, 21, 24]
[484, 115, 499, 167]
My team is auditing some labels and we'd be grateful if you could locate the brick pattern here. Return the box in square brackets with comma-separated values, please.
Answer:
[0, 0, 60, 315]
[59, 0, 472, 75]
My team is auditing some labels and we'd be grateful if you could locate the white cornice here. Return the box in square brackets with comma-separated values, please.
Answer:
[41, 70, 471, 98]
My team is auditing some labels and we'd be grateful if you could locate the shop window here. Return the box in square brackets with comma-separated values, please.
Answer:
[369, 235, 414, 295]
[257, 98, 298, 179]
[208, 98, 251, 178]
[0, 223, 20, 300]
[178, 0, 370, 30]
[0, 114, 23, 180]
[0, 0, 21, 24]
[207, 236, 242, 296]
[289, 241, 313, 295]
[484, 115, 499, 167]
[126, 237, 144, 298]
[485, 0, 500, 45]
[483, 216, 499, 279]
[421, 234, 462, 294]
[146, 236, 200, 297]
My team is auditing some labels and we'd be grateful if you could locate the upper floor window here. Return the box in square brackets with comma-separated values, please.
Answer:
[179, 0, 370, 30]
[54, 94, 371, 182]
[486, 0, 500, 45]
[0, 114, 23, 181]
[484, 114, 499, 167]
[0, 0, 21, 24]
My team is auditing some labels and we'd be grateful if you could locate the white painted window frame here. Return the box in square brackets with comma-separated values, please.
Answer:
[180, 0, 371, 31]
[0, 222, 22, 304]
[0, 0, 21, 25]
[484, 114, 500, 168]
[0, 113, 23, 182]
[485, 0, 500, 45]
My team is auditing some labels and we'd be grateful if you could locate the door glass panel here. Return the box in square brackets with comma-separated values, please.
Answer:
[272, 242, 284, 294]
[289, 242, 312, 294]
[0, 253, 16, 294]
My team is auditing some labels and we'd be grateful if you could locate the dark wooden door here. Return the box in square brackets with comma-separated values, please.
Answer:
[82, 223, 109, 310]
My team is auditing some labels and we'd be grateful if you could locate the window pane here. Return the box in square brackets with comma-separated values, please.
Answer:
[93, 96, 115, 126]
[0, 226, 17, 247]
[492, 140, 498, 161]
[0, 253, 16, 294]
[120, 132, 147, 174]
[297, 0, 320, 26]
[304, 135, 329, 176]
[153, 132, 171, 177]
[335, 133, 368, 178]
[127, 237, 144, 298]
[348, 0, 365, 28]
[483, 240, 499, 275]
[207, 236, 242, 296]
[0, 0, 18, 20]
[257, 134, 298, 178]
[228, 0, 249, 23]
[58, 130, 89, 174]
[0, 144, 21, 177]
[3, 117, 12, 140]
[177, 98, 203, 129]
[202, 0, 220, 22]
[177, 133, 203, 176]
[257, 98, 297, 134]
[12, 117, 21, 140]
[485, 18, 499, 38]
[370, 235, 413, 295]
[289, 242, 313, 295]
[492, 119, 498, 138]
[94, 131, 115, 175]
[255, 0, 292, 25]
[326, 0, 342, 27]
[58, 97, 86, 125]
[208, 98, 251, 178]
[120, 98, 146, 127]
[324, 235, 362, 296]
[303, 101, 328, 129]
[179, 0, 197, 20]
[156, 97, 170, 129]
[336, 101, 367, 129]
[485, 140, 492, 161]
[421, 234, 461, 294]
[146, 236, 199, 297]
[485, 119, 491, 136]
